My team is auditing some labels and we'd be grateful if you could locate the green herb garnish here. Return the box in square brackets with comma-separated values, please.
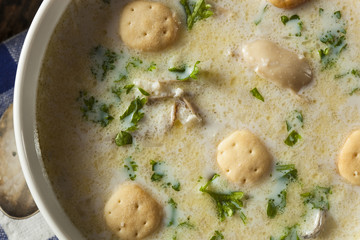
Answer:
[120, 97, 147, 131]
[178, 220, 195, 229]
[285, 110, 303, 132]
[115, 131, 133, 146]
[318, 10, 347, 68]
[150, 160, 181, 191]
[284, 130, 302, 147]
[147, 62, 157, 71]
[169, 61, 201, 81]
[169, 65, 187, 73]
[138, 87, 150, 96]
[124, 156, 138, 180]
[270, 225, 300, 240]
[125, 57, 143, 72]
[150, 160, 164, 182]
[210, 230, 224, 240]
[78, 91, 114, 127]
[98, 104, 114, 127]
[200, 174, 246, 223]
[124, 84, 135, 94]
[180, 0, 213, 30]
[350, 88, 360, 96]
[280, 15, 302, 37]
[111, 86, 123, 99]
[267, 164, 298, 218]
[301, 186, 332, 211]
[250, 88, 265, 102]
[168, 198, 178, 226]
[334, 11, 341, 19]
[254, 4, 269, 25]
[90, 45, 119, 81]
[351, 69, 360, 78]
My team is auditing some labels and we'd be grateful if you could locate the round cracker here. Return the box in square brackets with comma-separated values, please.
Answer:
[338, 130, 360, 185]
[217, 130, 272, 185]
[119, 1, 179, 51]
[267, 0, 308, 9]
[104, 182, 163, 239]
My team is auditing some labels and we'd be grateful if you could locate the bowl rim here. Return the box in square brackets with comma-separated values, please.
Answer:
[13, 0, 85, 239]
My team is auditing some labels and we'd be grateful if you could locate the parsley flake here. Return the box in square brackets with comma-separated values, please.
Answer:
[169, 61, 201, 81]
[250, 88, 265, 102]
[200, 174, 246, 223]
[124, 156, 138, 180]
[284, 130, 302, 147]
[115, 131, 133, 146]
[167, 198, 178, 226]
[180, 0, 213, 30]
[301, 186, 332, 211]
[270, 225, 300, 240]
[210, 230, 224, 240]
[90, 45, 119, 81]
[267, 164, 298, 218]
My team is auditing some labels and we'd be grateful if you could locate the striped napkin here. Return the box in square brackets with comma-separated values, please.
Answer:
[0, 31, 58, 240]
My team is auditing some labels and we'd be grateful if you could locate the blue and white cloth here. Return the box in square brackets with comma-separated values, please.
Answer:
[0, 32, 58, 240]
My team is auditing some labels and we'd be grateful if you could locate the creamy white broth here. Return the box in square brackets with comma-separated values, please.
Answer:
[36, 0, 360, 239]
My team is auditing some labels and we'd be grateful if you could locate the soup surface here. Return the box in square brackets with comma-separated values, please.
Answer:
[37, 0, 360, 239]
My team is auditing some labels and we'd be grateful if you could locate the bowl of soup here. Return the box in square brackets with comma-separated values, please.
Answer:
[14, 0, 360, 239]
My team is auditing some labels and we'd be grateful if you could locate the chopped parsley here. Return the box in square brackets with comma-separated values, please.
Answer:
[111, 86, 123, 100]
[125, 57, 143, 72]
[200, 174, 246, 223]
[350, 88, 360, 96]
[284, 130, 302, 147]
[301, 186, 332, 211]
[250, 88, 265, 102]
[333, 69, 360, 95]
[115, 131, 133, 146]
[147, 62, 157, 71]
[123, 84, 135, 94]
[138, 87, 150, 96]
[270, 225, 300, 240]
[115, 74, 127, 82]
[351, 69, 360, 78]
[150, 160, 181, 191]
[169, 61, 200, 81]
[254, 4, 269, 25]
[280, 14, 303, 37]
[267, 164, 298, 218]
[78, 91, 114, 127]
[284, 110, 303, 146]
[90, 45, 119, 81]
[210, 230, 224, 240]
[178, 220, 195, 229]
[169, 65, 187, 73]
[150, 160, 164, 182]
[285, 110, 303, 132]
[123, 156, 138, 181]
[180, 0, 213, 30]
[167, 198, 178, 226]
[120, 97, 147, 131]
[334, 10, 341, 19]
[318, 10, 347, 68]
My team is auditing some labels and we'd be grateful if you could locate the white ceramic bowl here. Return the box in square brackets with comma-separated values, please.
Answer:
[14, 0, 85, 239]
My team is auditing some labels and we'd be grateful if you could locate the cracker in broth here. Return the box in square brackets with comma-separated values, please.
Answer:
[104, 183, 163, 239]
[217, 130, 273, 185]
[119, 1, 179, 52]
